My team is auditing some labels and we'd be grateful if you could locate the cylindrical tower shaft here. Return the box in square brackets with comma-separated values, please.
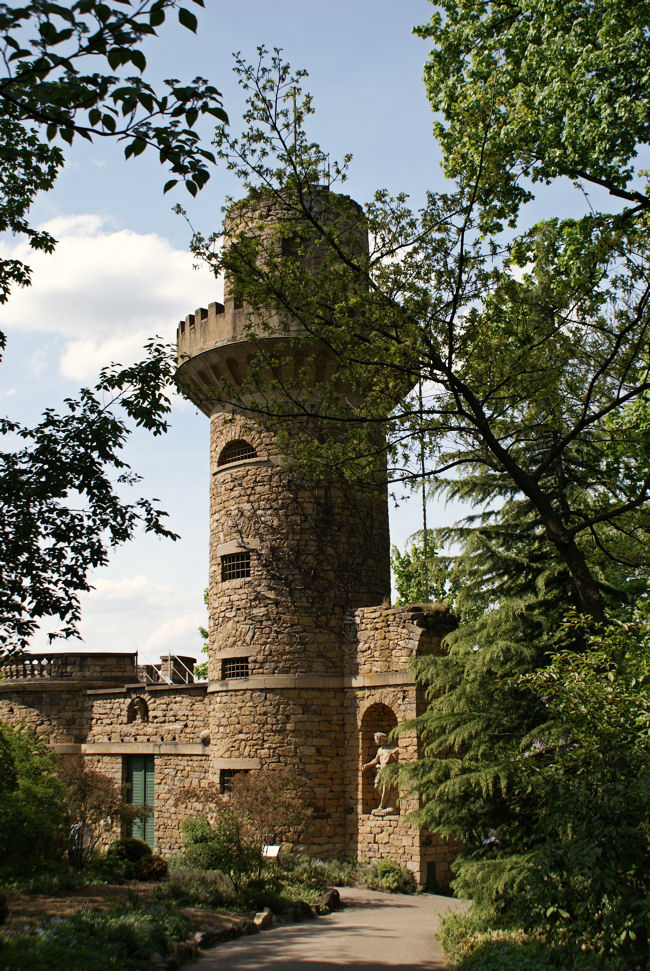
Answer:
[176, 188, 390, 852]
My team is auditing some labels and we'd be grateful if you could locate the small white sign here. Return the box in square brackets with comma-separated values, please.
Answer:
[262, 844, 280, 858]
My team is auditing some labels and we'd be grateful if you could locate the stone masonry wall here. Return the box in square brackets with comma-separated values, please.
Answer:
[208, 685, 347, 857]
[208, 415, 390, 680]
[0, 685, 91, 744]
[86, 685, 208, 744]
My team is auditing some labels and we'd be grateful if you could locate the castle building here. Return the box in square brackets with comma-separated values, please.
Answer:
[0, 189, 457, 889]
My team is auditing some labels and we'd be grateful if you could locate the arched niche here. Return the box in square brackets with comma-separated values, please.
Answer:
[126, 696, 149, 724]
[360, 702, 399, 815]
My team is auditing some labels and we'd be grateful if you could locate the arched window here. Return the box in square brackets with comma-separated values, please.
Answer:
[218, 440, 257, 466]
[126, 697, 149, 724]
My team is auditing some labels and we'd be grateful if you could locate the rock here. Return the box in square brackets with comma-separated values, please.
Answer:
[254, 906, 274, 930]
[193, 928, 228, 949]
[317, 887, 341, 912]
[287, 899, 314, 922]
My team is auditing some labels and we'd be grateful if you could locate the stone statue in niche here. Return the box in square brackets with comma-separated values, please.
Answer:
[362, 732, 399, 815]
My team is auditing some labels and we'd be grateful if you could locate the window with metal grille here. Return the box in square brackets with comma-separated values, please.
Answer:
[220, 768, 247, 794]
[222, 657, 250, 679]
[221, 552, 251, 581]
[218, 440, 257, 466]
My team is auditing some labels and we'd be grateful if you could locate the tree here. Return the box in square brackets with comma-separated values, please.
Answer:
[416, 0, 650, 233]
[59, 756, 142, 868]
[0, 722, 67, 875]
[178, 767, 313, 849]
[391, 531, 459, 607]
[185, 46, 649, 961]
[189, 50, 649, 626]
[1, 1, 227, 652]
[0, 0, 226, 313]
[1, 342, 179, 652]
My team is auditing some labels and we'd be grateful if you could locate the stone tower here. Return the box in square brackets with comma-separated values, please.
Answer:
[176, 187, 391, 854]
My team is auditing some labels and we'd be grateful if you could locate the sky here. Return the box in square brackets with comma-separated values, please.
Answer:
[1, 0, 476, 663]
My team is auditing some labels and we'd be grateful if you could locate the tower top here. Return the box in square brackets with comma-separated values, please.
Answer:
[176, 187, 368, 417]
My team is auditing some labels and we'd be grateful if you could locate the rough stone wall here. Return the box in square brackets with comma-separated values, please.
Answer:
[0, 685, 91, 744]
[208, 685, 347, 857]
[208, 415, 390, 681]
[346, 603, 452, 676]
[86, 686, 208, 744]
[152, 755, 213, 855]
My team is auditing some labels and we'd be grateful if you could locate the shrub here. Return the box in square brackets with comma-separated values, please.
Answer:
[150, 866, 231, 908]
[282, 854, 357, 889]
[181, 813, 262, 890]
[106, 837, 152, 864]
[0, 902, 190, 970]
[364, 860, 417, 894]
[438, 912, 618, 970]
[0, 890, 7, 925]
[133, 854, 168, 881]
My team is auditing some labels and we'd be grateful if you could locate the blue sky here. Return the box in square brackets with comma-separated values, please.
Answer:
[0, 1, 484, 660]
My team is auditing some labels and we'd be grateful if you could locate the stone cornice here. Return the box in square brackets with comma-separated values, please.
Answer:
[207, 670, 415, 692]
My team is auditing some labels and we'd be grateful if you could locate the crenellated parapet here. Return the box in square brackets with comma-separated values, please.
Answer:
[175, 187, 370, 418]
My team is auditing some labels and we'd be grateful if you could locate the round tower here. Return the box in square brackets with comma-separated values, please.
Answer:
[176, 188, 390, 853]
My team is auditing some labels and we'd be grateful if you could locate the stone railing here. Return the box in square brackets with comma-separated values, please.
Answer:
[0, 652, 138, 683]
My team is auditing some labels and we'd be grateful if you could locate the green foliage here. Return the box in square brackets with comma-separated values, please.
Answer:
[0, 902, 190, 970]
[133, 854, 168, 882]
[150, 865, 231, 908]
[281, 855, 358, 890]
[364, 860, 417, 894]
[280, 854, 415, 895]
[1, 340, 179, 652]
[60, 758, 141, 868]
[0, 723, 67, 876]
[416, 0, 650, 230]
[0, 891, 6, 926]
[438, 912, 604, 971]
[0, 0, 228, 653]
[2, 866, 107, 895]
[106, 837, 152, 864]
[98, 837, 160, 882]
[194, 587, 209, 680]
[0, 0, 227, 307]
[428, 615, 650, 967]
[391, 531, 459, 607]
[181, 813, 263, 890]
[192, 49, 649, 630]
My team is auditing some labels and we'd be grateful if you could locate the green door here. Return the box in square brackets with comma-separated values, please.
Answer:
[126, 755, 154, 847]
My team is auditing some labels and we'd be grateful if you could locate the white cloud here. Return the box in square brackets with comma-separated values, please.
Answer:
[28, 575, 206, 666]
[3, 214, 223, 381]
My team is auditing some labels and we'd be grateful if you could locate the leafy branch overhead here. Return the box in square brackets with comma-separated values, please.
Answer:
[0, 0, 228, 306]
[0, 340, 179, 652]
[190, 48, 650, 625]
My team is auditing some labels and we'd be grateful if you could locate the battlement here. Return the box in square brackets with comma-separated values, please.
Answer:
[176, 299, 298, 364]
